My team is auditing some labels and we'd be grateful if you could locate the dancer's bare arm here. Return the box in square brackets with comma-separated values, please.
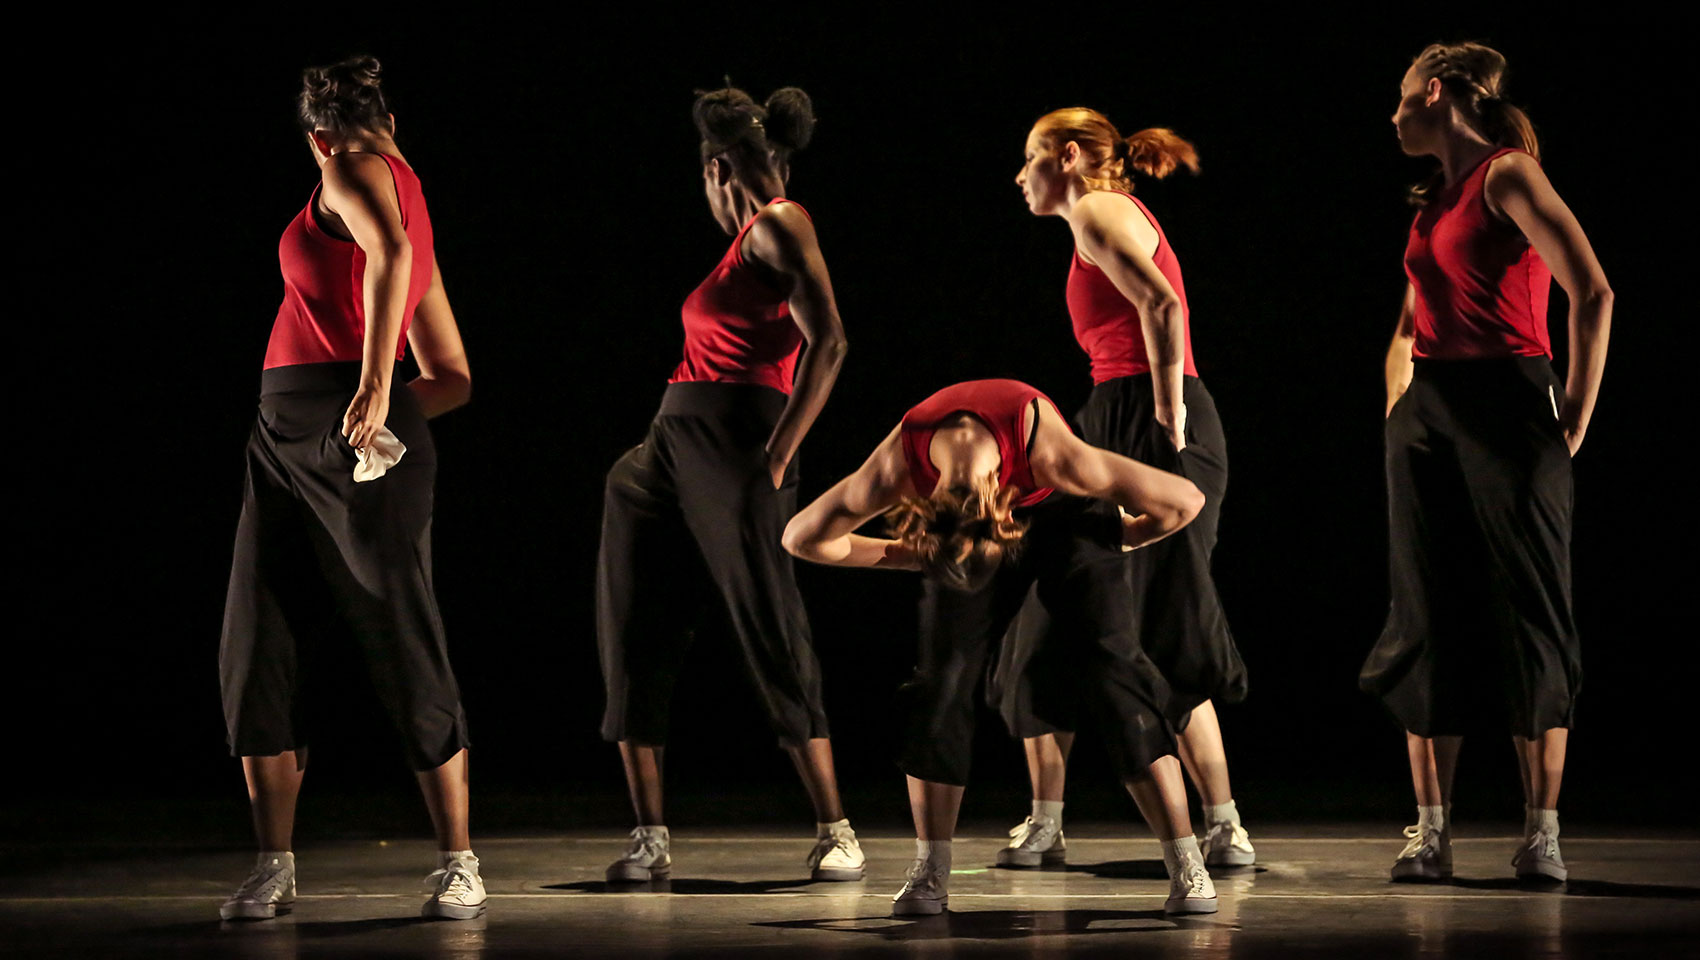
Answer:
[745, 203, 849, 487]
[782, 426, 919, 569]
[1025, 398, 1204, 550]
[1074, 191, 1189, 450]
[321, 152, 413, 450]
[406, 261, 472, 418]
[1485, 153, 1613, 455]
[1385, 283, 1417, 417]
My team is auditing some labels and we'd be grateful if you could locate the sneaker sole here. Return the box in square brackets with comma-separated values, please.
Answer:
[811, 867, 866, 881]
[996, 848, 1067, 868]
[1390, 863, 1452, 882]
[892, 896, 947, 916]
[1205, 849, 1256, 867]
[219, 901, 293, 921]
[1164, 896, 1219, 915]
[422, 901, 487, 920]
[606, 865, 671, 883]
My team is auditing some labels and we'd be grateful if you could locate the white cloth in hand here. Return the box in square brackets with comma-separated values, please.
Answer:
[353, 427, 406, 482]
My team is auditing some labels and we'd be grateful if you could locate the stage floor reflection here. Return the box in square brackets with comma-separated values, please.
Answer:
[4, 824, 1696, 958]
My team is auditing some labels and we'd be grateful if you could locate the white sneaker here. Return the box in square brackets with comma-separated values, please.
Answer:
[220, 852, 296, 921]
[1512, 830, 1567, 882]
[1391, 823, 1453, 881]
[997, 815, 1066, 868]
[1199, 819, 1256, 867]
[806, 822, 866, 881]
[1165, 854, 1218, 915]
[422, 856, 487, 920]
[891, 859, 948, 916]
[607, 826, 671, 883]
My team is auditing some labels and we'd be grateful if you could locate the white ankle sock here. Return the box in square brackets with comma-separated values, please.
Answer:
[1032, 800, 1064, 824]
[817, 818, 850, 838]
[915, 839, 952, 871]
[636, 825, 669, 842]
[1203, 799, 1239, 826]
[438, 849, 476, 868]
[1417, 804, 1446, 834]
[258, 850, 294, 868]
[1161, 835, 1204, 876]
[1533, 809, 1559, 836]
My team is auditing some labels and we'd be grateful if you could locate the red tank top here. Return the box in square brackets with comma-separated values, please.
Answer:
[264, 154, 435, 370]
[1065, 192, 1198, 383]
[669, 199, 809, 394]
[899, 380, 1064, 508]
[1405, 147, 1553, 359]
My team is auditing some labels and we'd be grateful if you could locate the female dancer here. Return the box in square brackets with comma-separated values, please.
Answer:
[595, 85, 861, 884]
[218, 57, 482, 921]
[995, 109, 1253, 870]
[785, 378, 1220, 916]
[1360, 42, 1611, 883]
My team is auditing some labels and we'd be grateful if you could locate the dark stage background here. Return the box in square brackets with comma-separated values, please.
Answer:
[23, 16, 1687, 840]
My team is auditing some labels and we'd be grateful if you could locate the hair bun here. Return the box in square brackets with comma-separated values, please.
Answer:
[297, 55, 391, 134]
[763, 87, 816, 154]
[692, 87, 761, 150]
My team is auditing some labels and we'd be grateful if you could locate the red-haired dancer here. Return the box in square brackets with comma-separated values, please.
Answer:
[784, 379, 1221, 916]
[1361, 42, 1611, 884]
[1001, 108, 1253, 870]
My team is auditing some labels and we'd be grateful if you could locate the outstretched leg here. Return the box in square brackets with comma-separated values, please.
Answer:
[786, 738, 846, 822]
[1126, 756, 1217, 915]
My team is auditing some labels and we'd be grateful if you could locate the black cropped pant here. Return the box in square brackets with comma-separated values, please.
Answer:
[597, 382, 830, 748]
[219, 362, 470, 771]
[992, 374, 1247, 739]
[898, 499, 1176, 786]
[1361, 357, 1580, 738]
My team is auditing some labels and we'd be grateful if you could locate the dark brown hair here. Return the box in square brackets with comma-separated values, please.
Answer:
[885, 475, 1028, 592]
[298, 55, 392, 135]
[1408, 42, 1540, 206]
[1034, 107, 1199, 194]
[693, 83, 816, 181]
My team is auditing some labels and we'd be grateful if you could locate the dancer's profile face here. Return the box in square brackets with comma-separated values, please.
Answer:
[1392, 66, 1441, 157]
[1016, 127, 1069, 215]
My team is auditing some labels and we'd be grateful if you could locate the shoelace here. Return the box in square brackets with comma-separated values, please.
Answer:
[1525, 830, 1561, 860]
[1399, 824, 1439, 859]
[805, 831, 857, 869]
[234, 864, 291, 902]
[1185, 865, 1213, 897]
[1203, 820, 1249, 849]
[424, 863, 479, 900]
[621, 830, 666, 863]
[903, 859, 942, 887]
[1008, 816, 1054, 849]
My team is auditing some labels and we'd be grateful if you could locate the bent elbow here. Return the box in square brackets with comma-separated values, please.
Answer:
[780, 516, 811, 559]
[1170, 483, 1205, 532]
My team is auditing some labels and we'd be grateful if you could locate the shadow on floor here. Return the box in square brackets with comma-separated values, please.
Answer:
[547, 878, 825, 894]
[1446, 876, 1700, 899]
[134, 916, 434, 940]
[1060, 859, 1269, 881]
[757, 908, 1209, 941]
